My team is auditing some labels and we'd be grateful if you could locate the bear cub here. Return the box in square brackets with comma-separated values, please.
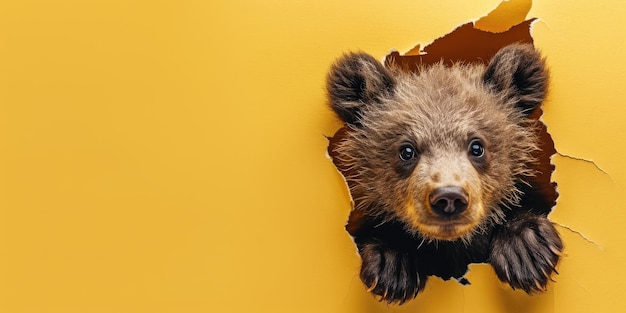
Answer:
[327, 44, 563, 304]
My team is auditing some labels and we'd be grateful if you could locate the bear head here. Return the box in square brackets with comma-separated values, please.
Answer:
[327, 44, 548, 241]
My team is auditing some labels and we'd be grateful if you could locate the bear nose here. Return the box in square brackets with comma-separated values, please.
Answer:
[429, 186, 469, 216]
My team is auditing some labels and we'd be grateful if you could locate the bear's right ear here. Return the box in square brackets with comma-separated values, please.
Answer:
[482, 44, 548, 114]
[326, 52, 396, 125]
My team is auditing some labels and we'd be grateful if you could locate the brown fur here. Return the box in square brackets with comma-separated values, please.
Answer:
[331, 54, 539, 241]
[327, 44, 563, 303]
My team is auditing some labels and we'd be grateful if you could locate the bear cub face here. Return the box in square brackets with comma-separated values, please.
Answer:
[328, 44, 546, 242]
[327, 45, 563, 303]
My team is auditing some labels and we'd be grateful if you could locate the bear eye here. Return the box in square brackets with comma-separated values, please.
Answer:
[468, 139, 485, 158]
[399, 144, 416, 161]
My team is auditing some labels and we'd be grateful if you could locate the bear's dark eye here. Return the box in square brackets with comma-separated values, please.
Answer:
[468, 139, 485, 158]
[399, 144, 416, 161]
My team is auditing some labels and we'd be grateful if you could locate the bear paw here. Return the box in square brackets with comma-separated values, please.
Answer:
[358, 242, 427, 304]
[489, 214, 563, 293]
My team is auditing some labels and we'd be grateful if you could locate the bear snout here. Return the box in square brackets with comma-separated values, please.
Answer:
[429, 186, 469, 216]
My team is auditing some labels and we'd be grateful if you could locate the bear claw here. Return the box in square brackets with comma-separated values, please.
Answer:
[358, 242, 427, 304]
[489, 214, 563, 293]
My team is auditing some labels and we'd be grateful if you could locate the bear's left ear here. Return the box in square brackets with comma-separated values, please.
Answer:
[326, 52, 396, 125]
[483, 44, 548, 114]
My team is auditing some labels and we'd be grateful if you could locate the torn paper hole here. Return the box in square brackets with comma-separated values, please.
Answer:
[326, 0, 562, 300]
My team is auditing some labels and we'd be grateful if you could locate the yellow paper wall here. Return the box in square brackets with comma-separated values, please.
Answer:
[0, 0, 624, 312]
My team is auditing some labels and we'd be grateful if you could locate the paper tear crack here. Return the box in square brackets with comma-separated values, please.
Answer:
[555, 152, 618, 186]
[474, 0, 532, 33]
[554, 222, 604, 251]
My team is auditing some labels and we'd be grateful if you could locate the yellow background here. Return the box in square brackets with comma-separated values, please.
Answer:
[0, 0, 624, 312]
